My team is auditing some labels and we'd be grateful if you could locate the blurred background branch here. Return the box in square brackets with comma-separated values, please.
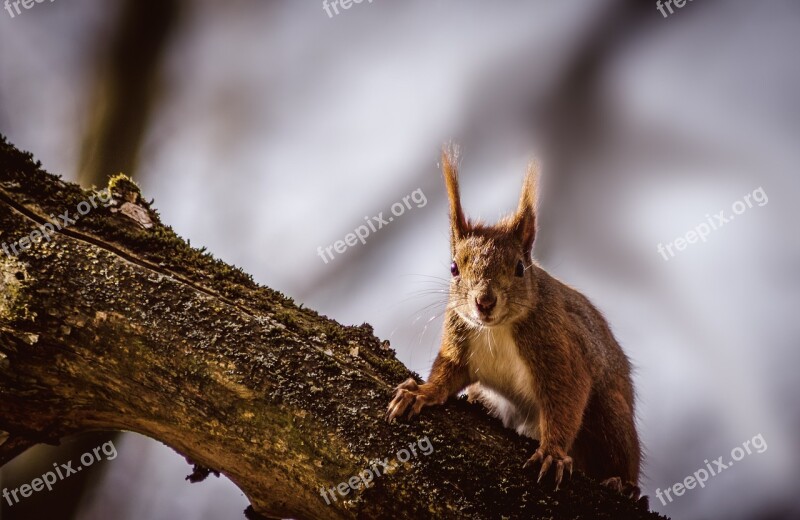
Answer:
[77, 0, 182, 187]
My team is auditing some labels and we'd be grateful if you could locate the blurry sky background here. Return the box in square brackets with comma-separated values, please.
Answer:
[1, 0, 799, 519]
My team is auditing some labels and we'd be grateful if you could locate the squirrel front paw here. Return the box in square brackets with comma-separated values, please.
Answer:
[385, 378, 437, 423]
[523, 446, 573, 489]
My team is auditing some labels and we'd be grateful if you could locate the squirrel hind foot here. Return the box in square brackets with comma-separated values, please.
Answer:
[600, 477, 649, 508]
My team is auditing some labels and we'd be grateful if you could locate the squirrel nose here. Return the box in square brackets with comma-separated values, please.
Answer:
[476, 294, 497, 315]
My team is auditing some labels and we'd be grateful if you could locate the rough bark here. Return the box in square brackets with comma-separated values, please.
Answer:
[0, 137, 666, 520]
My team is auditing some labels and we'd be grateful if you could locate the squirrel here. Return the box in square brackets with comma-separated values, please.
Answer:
[386, 145, 643, 500]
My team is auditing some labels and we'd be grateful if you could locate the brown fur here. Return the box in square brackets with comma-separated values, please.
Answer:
[386, 145, 641, 494]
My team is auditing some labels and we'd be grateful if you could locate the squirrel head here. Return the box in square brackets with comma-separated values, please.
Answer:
[441, 144, 539, 328]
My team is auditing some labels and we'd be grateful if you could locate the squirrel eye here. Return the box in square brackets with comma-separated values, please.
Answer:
[450, 261, 459, 277]
[515, 260, 525, 277]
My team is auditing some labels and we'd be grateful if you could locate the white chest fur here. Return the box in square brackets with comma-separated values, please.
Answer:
[466, 326, 540, 438]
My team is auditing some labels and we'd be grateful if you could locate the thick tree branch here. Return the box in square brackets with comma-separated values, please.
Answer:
[0, 137, 665, 519]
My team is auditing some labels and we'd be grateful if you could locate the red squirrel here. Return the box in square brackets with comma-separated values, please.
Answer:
[386, 145, 642, 499]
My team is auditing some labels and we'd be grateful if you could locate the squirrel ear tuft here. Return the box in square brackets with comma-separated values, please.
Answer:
[513, 160, 539, 254]
[442, 143, 468, 242]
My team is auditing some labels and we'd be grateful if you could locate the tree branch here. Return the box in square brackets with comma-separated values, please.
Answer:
[0, 136, 665, 519]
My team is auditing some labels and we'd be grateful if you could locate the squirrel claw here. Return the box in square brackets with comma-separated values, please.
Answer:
[601, 477, 645, 504]
[386, 378, 427, 422]
[390, 378, 419, 398]
[525, 448, 572, 489]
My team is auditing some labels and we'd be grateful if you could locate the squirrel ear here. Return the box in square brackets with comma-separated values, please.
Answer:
[513, 160, 539, 254]
[442, 143, 468, 242]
